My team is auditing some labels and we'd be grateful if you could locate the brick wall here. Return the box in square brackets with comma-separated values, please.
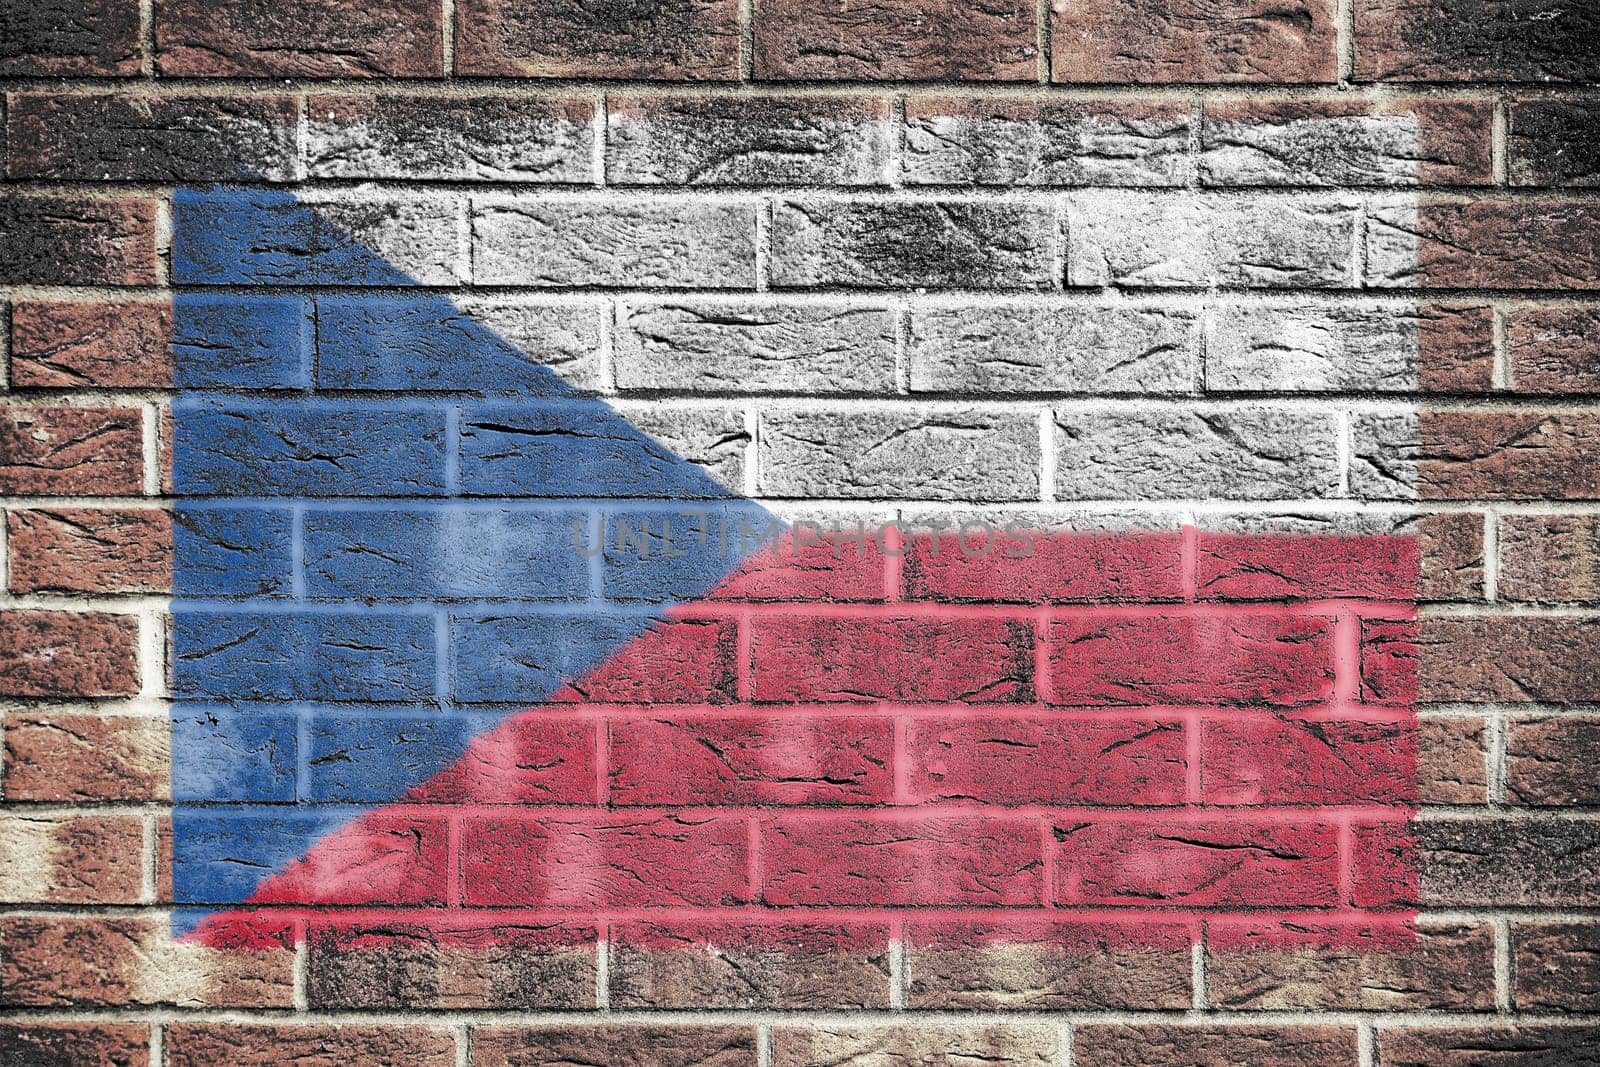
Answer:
[2, 0, 1599, 1064]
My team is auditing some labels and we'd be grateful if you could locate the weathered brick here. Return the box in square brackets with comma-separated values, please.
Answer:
[4, 713, 168, 801]
[9, 301, 173, 389]
[1200, 714, 1416, 806]
[309, 198, 462, 286]
[307, 95, 593, 182]
[454, 0, 740, 79]
[771, 200, 1056, 289]
[1355, 0, 1600, 82]
[1421, 819, 1600, 906]
[1412, 617, 1600, 702]
[1195, 531, 1417, 600]
[1206, 922, 1495, 1010]
[1379, 1026, 1600, 1067]
[1053, 0, 1337, 83]
[5, 94, 297, 182]
[1419, 715, 1489, 804]
[0, 0, 141, 74]
[0, 611, 139, 698]
[772, 1026, 1056, 1066]
[1419, 511, 1485, 601]
[172, 612, 435, 701]
[1368, 198, 1600, 289]
[1066, 192, 1357, 288]
[760, 408, 1039, 500]
[1510, 101, 1600, 187]
[1361, 618, 1418, 705]
[608, 96, 891, 186]
[1349, 411, 1418, 501]
[609, 922, 891, 1009]
[1076, 1025, 1356, 1066]
[905, 528, 1186, 603]
[1499, 515, 1600, 602]
[904, 98, 1193, 186]
[0, 1022, 149, 1066]
[1201, 100, 1492, 186]
[906, 920, 1192, 1010]
[1506, 718, 1600, 806]
[1507, 308, 1600, 394]
[1516, 923, 1600, 1012]
[617, 301, 896, 393]
[1419, 412, 1600, 500]
[909, 305, 1200, 394]
[755, 0, 1036, 80]
[473, 198, 755, 288]
[7, 509, 171, 595]
[166, 1024, 457, 1067]
[474, 1026, 756, 1067]
[0, 198, 157, 286]
[0, 815, 143, 903]
[155, 0, 442, 75]
[1054, 409, 1340, 500]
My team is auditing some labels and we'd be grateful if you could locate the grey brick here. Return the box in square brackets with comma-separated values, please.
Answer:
[472, 198, 757, 288]
[770, 200, 1056, 290]
[1206, 302, 1424, 392]
[607, 96, 891, 186]
[903, 98, 1193, 187]
[1350, 410, 1420, 501]
[306, 95, 594, 182]
[1053, 408, 1341, 500]
[1064, 192, 1358, 289]
[758, 408, 1040, 501]
[616, 301, 896, 393]
[623, 404, 751, 495]
[314, 197, 464, 286]
[1201, 104, 1429, 186]
[907, 304, 1200, 394]
[460, 299, 605, 391]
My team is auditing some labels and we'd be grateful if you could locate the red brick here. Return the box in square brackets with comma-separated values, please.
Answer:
[455, 0, 739, 79]
[1045, 613, 1335, 707]
[1420, 412, 1600, 500]
[0, 814, 144, 903]
[1374, 199, 1600, 289]
[762, 815, 1043, 905]
[904, 715, 1187, 806]
[1350, 820, 1417, 907]
[1418, 511, 1485, 601]
[749, 614, 1034, 704]
[755, 0, 1036, 80]
[1379, 1026, 1600, 1067]
[474, 1026, 756, 1067]
[1418, 616, 1600, 703]
[7, 509, 172, 595]
[460, 812, 750, 907]
[1515, 923, 1600, 1012]
[556, 617, 737, 704]
[712, 530, 887, 602]
[221, 813, 449, 908]
[1498, 514, 1600, 602]
[166, 1024, 457, 1067]
[1054, 819, 1343, 907]
[1200, 713, 1417, 806]
[155, 0, 442, 76]
[1508, 308, 1600, 394]
[3, 713, 168, 801]
[905, 530, 1185, 604]
[406, 713, 597, 805]
[0, 198, 158, 286]
[0, 0, 142, 75]
[9, 301, 174, 389]
[1355, 0, 1600, 83]
[0, 1022, 149, 1066]
[0, 915, 293, 1007]
[1419, 716, 1488, 804]
[772, 1026, 1057, 1065]
[1506, 717, 1600, 806]
[1194, 532, 1417, 601]
[0, 408, 144, 496]
[1053, 0, 1337, 84]
[1076, 1025, 1357, 1067]
[1418, 304, 1496, 392]
[1361, 618, 1417, 704]
[0, 611, 140, 698]
[609, 714, 893, 806]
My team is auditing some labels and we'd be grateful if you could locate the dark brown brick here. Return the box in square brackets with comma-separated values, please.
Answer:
[0, 815, 144, 904]
[1419, 412, 1600, 501]
[1421, 819, 1600, 906]
[1419, 512, 1485, 601]
[5, 94, 298, 182]
[166, 1024, 457, 1067]
[154, 0, 442, 76]
[1420, 716, 1489, 804]
[0, 0, 141, 75]
[1419, 616, 1600, 703]
[1355, 0, 1600, 83]
[1506, 718, 1600, 806]
[455, 0, 739, 79]
[1418, 304, 1496, 392]
[1511, 101, 1600, 187]
[474, 1026, 756, 1067]
[1076, 1025, 1357, 1067]
[9, 302, 174, 389]
[1499, 515, 1600, 603]
[1379, 1026, 1600, 1067]
[0, 199, 157, 286]
[0, 611, 140, 698]
[1508, 308, 1600, 395]
[8, 509, 172, 595]
[0, 407, 144, 497]
[772, 1026, 1057, 1066]
[1369, 199, 1600, 290]
[3, 712, 168, 801]
[756, 0, 1036, 80]
[1053, 0, 1337, 84]
[0, 1022, 149, 1066]
[1515, 923, 1600, 1012]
